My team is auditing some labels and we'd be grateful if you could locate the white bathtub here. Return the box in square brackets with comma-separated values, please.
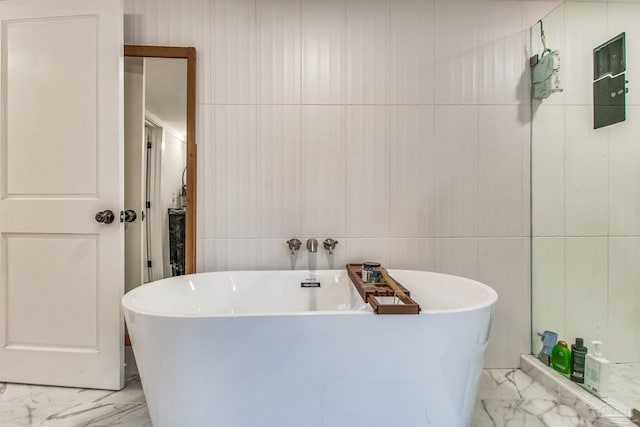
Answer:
[122, 269, 497, 427]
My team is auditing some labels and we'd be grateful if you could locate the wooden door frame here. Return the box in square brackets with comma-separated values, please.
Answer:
[124, 45, 196, 274]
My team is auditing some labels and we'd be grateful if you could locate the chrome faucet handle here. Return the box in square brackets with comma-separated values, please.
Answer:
[306, 238, 318, 253]
[323, 238, 339, 255]
[286, 238, 301, 255]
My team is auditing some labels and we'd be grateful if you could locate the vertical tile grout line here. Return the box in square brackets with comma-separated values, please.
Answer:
[430, 0, 436, 269]
[476, 0, 481, 280]
[562, 3, 567, 338]
[344, 0, 348, 250]
[387, 0, 392, 255]
[605, 1, 610, 345]
[254, 0, 259, 243]
[299, 0, 303, 244]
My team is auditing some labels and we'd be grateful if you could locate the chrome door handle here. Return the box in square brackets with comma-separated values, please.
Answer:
[121, 209, 137, 223]
[95, 210, 115, 224]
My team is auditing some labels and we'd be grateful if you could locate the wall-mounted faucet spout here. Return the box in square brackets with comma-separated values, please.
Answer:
[306, 238, 318, 253]
[286, 238, 301, 255]
[323, 238, 339, 255]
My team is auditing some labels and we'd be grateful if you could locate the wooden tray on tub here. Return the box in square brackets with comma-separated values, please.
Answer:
[346, 264, 421, 315]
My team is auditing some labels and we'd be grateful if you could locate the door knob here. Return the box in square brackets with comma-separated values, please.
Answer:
[121, 209, 137, 223]
[95, 210, 115, 224]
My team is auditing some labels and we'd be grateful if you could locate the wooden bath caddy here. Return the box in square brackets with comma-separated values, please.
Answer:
[346, 264, 421, 315]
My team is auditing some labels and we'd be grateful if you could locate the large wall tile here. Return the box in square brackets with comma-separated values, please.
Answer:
[565, 106, 608, 236]
[257, 106, 301, 238]
[196, 105, 214, 239]
[564, 237, 608, 351]
[434, 106, 478, 237]
[388, 0, 434, 105]
[257, 0, 301, 104]
[563, 2, 607, 106]
[346, 107, 389, 237]
[480, 238, 530, 369]
[433, 238, 478, 281]
[478, 1, 523, 105]
[301, 0, 345, 104]
[213, 0, 256, 104]
[388, 238, 434, 271]
[609, 107, 640, 236]
[608, 237, 640, 362]
[531, 105, 564, 237]
[212, 106, 257, 238]
[389, 106, 435, 237]
[434, 0, 478, 105]
[478, 106, 527, 237]
[346, 0, 389, 105]
[608, 3, 640, 107]
[301, 106, 346, 237]
[346, 238, 389, 267]
[523, 2, 563, 30]
[196, 238, 215, 272]
[531, 237, 565, 357]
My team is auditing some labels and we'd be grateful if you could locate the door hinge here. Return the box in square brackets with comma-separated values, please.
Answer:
[147, 260, 152, 268]
[147, 141, 152, 149]
[146, 201, 151, 209]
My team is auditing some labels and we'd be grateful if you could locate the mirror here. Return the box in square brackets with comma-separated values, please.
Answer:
[124, 46, 196, 292]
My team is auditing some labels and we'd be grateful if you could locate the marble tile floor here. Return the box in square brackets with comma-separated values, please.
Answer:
[608, 363, 640, 413]
[0, 369, 601, 427]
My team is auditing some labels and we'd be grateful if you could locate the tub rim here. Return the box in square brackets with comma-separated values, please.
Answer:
[121, 268, 498, 319]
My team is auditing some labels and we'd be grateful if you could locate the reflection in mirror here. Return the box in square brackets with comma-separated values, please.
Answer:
[124, 56, 187, 291]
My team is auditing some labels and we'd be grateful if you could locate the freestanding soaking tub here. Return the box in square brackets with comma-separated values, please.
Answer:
[122, 269, 497, 427]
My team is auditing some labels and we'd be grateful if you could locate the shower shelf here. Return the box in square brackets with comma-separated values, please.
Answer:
[346, 264, 421, 315]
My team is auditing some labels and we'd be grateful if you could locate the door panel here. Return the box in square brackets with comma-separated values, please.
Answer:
[6, 233, 98, 349]
[0, 0, 124, 390]
[4, 16, 98, 197]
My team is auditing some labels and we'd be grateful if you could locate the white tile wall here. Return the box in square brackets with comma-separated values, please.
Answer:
[563, 2, 607, 106]
[257, 106, 301, 238]
[609, 107, 640, 236]
[564, 237, 608, 348]
[434, 0, 478, 105]
[388, 0, 434, 105]
[433, 238, 479, 281]
[480, 238, 530, 368]
[125, 0, 566, 368]
[301, 0, 345, 104]
[346, 107, 389, 237]
[608, 3, 640, 107]
[478, 1, 523, 105]
[256, 0, 301, 104]
[301, 106, 346, 237]
[478, 106, 527, 237]
[389, 106, 434, 237]
[608, 237, 640, 362]
[346, 0, 389, 105]
[212, 0, 257, 104]
[564, 106, 608, 236]
[434, 106, 478, 237]
[531, 105, 565, 237]
[211, 106, 257, 238]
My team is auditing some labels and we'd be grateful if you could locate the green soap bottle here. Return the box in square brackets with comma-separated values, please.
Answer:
[552, 340, 571, 375]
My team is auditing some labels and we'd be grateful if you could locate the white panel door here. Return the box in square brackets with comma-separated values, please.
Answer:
[0, 0, 124, 390]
